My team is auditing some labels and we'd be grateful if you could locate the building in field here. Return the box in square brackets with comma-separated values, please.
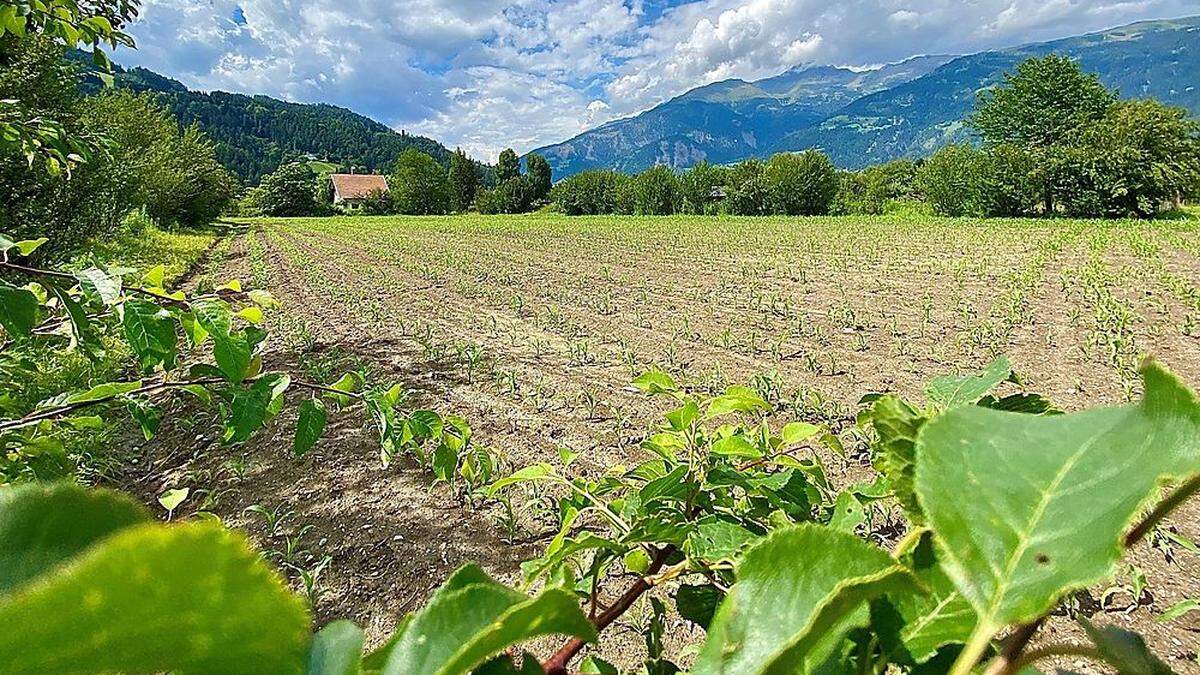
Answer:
[330, 173, 389, 207]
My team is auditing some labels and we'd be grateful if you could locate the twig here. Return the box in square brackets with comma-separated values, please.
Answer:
[0, 374, 363, 432]
[541, 546, 676, 675]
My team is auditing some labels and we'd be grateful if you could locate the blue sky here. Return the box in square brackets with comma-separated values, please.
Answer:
[116, 0, 1200, 160]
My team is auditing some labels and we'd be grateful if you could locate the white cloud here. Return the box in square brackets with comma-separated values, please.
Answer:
[119, 0, 1199, 160]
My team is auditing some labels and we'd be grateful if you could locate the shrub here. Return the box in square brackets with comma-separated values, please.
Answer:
[833, 160, 920, 215]
[764, 150, 839, 216]
[975, 144, 1039, 217]
[679, 162, 728, 215]
[725, 159, 772, 216]
[552, 170, 623, 215]
[250, 162, 322, 217]
[631, 165, 681, 215]
[916, 144, 986, 217]
[357, 189, 394, 216]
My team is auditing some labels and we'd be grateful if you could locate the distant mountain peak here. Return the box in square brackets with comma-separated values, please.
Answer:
[528, 17, 1198, 177]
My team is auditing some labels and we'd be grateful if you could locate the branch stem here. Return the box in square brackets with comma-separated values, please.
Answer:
[541, 545, 675, 675]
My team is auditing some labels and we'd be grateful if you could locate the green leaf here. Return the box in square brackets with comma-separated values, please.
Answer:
[48, 283, 103, 357]
[0, 282, 38, 337]
[924, 357, 1012, 409]
[1158, 598, 1200, 623]
[74, 267, 121, 306]
[707, 386, 771, 419]
[1079, 616, 1172, 674]
[711, 434, 761, 458]
[580, 656, 619, 674]
[157, 488, 189, 514]
[122, 298, 178, 372]
[693, 525, 917, 675]
[829, 492, 866, 533]
[867, 395, 927, 523]
[306, 620, 365, 675]
[676, 583, 724, 629]
[916, 363, 1200, 633]
[633, 370, 677, 395]
[193, 298, 251, 383]
[684, 517, 759, 563]
[223, 373, 291, 444]
[0, 523, 311, 674]
[0, 483, 150, 595]
[1, 237, 47, 256]
[381, 564, 596, 675]
[781, 422, 819, 446]
[486, 463, 556, 497]
[324, 372, 361, 408]
[666, 400, 699, 431]
[65, 380, 142, 404]
[888, 530, 977, 664]
[294, 397, 328, 458]
[126, 398, 162, 440]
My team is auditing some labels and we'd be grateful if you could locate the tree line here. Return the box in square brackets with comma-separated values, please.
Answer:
[1, 36, 235, 257]
[242, 146, 554, 217]
[553, 56, 1199, 220]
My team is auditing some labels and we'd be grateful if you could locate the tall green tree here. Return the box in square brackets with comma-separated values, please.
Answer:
[249, 162, 320, 217]
[1070, 100, 1200, 217]
[525, 153, 552, 202]
[447, 148, 478, 213]
[972, 55, 1115, 148]
[496, 148, 520, 183]
[391, 148, 450, 215]
[971, 55, 1116, 214]
[86, 90, 234, 228]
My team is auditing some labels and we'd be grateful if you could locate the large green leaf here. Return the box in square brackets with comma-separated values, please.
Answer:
[0, 523, 311, 674]
[924, 357, 1012, 409]
[64, 380, 142, 404]
[0, 281, 38, 337]
[122, 298, 178, 372]
[1079, 617, 1172, 674]
[692, 524, 917, 675]
[916, 363, 1200, 634]
[382, 564, 596, 675]
[868, 395, 927, 523]
[0, 483, 149, 595]
[306, 620, 365, 675]
[193, 298, 252, 383]
[294, 397, 328, 458]
[74, 267, 121, 306]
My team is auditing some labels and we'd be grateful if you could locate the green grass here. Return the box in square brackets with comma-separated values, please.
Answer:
[79, 225, 220, 283]
[307, 160, 342, 174]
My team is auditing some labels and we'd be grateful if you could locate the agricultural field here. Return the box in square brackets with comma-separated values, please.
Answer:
[111, 212, 1200, 669]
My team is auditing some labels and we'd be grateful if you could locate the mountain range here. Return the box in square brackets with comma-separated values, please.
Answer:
[530, 16, 1200, 176]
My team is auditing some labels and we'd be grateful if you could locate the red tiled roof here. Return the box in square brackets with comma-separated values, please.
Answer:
[330, 174, 388, 200]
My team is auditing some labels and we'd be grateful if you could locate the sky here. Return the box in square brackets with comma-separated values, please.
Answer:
[116, 0, 1200, 161]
